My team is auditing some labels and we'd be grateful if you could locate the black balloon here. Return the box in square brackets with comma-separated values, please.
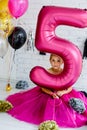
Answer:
[8, 26, 27, 49]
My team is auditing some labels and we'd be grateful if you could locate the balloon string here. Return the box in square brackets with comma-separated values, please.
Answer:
[12, 17, 17, 48]
[8, 17, 17, 84]
[8, 50, 16, 84]
[13, 17, 18, 26]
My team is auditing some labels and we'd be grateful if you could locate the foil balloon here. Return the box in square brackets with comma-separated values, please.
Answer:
[8, 0, 29, 18]
[0, 0, 14, 37]
[0, 0, 8, 11]
[30, 6, 87, 90]
[8, 26, 27, 50]
[0, 11, 14, 37]
[0, 35, 9, 58]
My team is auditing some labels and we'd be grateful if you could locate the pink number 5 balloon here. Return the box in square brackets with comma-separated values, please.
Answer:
[30, 6, 87, 90]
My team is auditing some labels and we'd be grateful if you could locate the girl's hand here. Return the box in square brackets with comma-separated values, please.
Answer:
[51, 93, 59, 99]
[56, 87, 72, 97]
[56, 90, 65, 97]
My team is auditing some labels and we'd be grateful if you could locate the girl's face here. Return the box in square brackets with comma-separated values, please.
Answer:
[50, 55, 63, 70]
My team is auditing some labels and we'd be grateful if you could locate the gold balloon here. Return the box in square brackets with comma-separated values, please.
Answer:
[0, 0, 8, 11]
[0, 11, 14, 37]
[0, 0, 14, 37]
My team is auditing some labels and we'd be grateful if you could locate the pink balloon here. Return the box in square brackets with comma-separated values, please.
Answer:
[8, 0, 28, 18]
[30, 6, 87, 90]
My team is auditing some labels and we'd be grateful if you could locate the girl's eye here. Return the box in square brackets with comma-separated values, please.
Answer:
[52, 59, 55, 62]
[57, 60, 60, 62]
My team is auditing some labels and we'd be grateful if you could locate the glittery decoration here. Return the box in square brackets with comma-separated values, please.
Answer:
[0, 100, 13, 112]
[15, 80, 29, 89]
[69, 98, 86, 114]
[38, 120, 59, 130]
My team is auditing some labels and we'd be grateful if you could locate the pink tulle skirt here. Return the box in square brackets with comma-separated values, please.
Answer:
[6, 86, 87, 128]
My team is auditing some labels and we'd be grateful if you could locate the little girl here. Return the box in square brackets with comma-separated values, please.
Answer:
[41, 54, 72, 98]
[6, 53, 87, 128]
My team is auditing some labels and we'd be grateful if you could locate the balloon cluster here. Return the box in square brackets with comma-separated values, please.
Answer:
[0, 0, 28, 58]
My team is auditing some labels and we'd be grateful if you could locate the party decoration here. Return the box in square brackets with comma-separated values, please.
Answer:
[26, 31, 35, 51]
[38, 120, 59, 130]
[69, 98, 86, 114]
[15, 80, 29, 89]
[0, 0, 8, 11]
[30, 6, 87, 90]
[0, 100, 13, 112]
[8, 0, 29, 18]
[0, 35, 9, 58]
[6, 83, 12, 91]
[0, 11, 14, 37]
[0, 0, 14, 37]
[8, 26, 27, 50]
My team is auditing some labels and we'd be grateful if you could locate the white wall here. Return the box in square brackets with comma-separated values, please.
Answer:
[0, 0, 87, 91]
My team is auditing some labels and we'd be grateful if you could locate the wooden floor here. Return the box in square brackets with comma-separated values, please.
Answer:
[0, 81, 87, 130]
